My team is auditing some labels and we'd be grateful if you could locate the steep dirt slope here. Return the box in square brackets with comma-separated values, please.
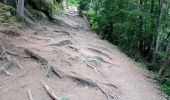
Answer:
[0, 13, 166, 100]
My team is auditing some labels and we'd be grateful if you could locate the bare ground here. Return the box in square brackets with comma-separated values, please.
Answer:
[0, 12, 166, 100]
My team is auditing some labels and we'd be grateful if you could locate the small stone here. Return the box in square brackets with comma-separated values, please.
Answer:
[4, 12, 11, 17]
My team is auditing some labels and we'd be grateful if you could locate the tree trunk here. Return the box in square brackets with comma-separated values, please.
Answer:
[17, 0, 25, 17]
[152, 0, 166, 62]
[159, 49, 170, 76]
[60, 0, 66, 11]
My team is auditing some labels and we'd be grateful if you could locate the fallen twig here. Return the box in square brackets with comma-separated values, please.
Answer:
[27, 89, 34, 100]
[40, 81, 59, 100]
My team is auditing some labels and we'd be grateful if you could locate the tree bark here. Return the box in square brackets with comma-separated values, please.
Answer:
[17, 0, 25, 17]
[60, 0, 66, 11]
[159, 49, 170, 76]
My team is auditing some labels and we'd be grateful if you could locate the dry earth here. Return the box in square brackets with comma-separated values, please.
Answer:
[0, 11, 166, 100]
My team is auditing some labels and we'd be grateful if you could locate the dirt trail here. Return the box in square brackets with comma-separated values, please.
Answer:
[0, 11, 166, 100]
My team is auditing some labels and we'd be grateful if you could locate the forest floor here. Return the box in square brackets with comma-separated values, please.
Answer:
[0, 10, 166, 100]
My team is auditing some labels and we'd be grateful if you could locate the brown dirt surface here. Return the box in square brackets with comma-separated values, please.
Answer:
[0, 11, 166, 100]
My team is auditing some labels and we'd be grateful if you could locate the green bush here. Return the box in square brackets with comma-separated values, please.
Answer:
[0, 2, 24, 27]
[28, 0, 62, 16]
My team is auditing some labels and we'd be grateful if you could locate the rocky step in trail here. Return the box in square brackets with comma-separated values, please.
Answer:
[0, 11, 166, 100]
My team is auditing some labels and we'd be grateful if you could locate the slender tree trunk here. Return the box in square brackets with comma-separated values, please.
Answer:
[60, 0, 66, 11]
[156, 34, 160, 51]
[152, 0, 166, 62]
[159, 49, 170, 76]
[139, 0, 144, 56]
[17, 0, 25, 17]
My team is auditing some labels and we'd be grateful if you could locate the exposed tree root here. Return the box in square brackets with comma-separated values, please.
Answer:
[0, 29, 20, 37]
[87, 48, 112, 60]
[98, 86, 115, 100]
[47, 65, 64, 78]
[53, 30, 71, 36]
[86, 64, 100, 73]
[30, 36, 51, 41]
[68, 72, 98, 87]
[0, 62, 13, 76]
[24, 48, 48, 62]
[0, 46, 13, 75]
[41, 81, 59, 100]
[67, 72, 117, 100]
[24, 48, 63, 78]
[48, 40, 73, 47]
[24, 48, 118, 100]
[94, 56, 113, 65]
[0, 45, 23, 76]
[67, 46, 79, 52]
[27, 89, 34, 100]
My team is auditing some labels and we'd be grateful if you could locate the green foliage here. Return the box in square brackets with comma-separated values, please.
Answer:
[77, 0, 90, 16]
[0, 2, 24, 27]
[80, 0, 170, 97]
[26, 6, 47, 20]
[28, 0, 62, 17]
[66, 0, 78, 6]
[31, 10, 47, 20]
[161, 80, 170, 96]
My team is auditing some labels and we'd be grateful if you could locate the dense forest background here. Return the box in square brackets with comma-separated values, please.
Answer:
[78, 0, 170, 97]
[0, 0, 170, 98]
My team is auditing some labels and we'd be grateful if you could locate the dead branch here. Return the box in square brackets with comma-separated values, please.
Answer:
[27, 89, 34, 100]
[40, 81, 59, 100]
